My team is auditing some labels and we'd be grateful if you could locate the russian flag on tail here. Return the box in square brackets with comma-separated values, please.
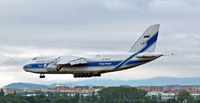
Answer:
[144, 35, 150, 38]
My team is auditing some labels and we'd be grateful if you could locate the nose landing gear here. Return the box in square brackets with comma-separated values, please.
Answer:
[39, 73, 45, 78]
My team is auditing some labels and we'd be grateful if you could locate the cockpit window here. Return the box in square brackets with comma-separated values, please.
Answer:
[32, 57, 37, 60]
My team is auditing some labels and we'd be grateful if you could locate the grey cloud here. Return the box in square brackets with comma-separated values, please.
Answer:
[0, 55, 30, 66]
[0, 0, 200, 86]
[1, 0, 199, 27]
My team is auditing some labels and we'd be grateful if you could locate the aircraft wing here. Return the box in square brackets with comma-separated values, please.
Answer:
[56, 56, 87, 66]
[68, 58, 87, 65]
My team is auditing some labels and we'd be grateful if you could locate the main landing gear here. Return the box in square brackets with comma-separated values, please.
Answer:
[74, 73, 101, 78]
[39, 73, 45, 78]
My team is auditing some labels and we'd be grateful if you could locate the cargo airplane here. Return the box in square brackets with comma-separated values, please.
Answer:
[23, 24, 163, 78]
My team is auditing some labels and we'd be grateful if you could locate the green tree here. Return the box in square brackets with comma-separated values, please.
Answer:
[0, 89, 4, 96]
[0, 96, 6, 103]
[34, 95, 50, 103]
[98, 87, 147, 103]
[91, 91, 97, 102]
[24, 96, 37, 103]
[177, 90, 192, 103]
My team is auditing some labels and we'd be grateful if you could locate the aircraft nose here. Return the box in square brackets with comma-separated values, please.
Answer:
[23, 65, 28, 71]
[23, 64, 31, 72]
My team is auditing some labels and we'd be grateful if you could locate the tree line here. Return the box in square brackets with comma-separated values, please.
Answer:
[1, 87, 200, 103]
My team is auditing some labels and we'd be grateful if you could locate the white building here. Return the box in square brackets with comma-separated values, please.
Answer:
[147, 92, 176, 101]
[161, 92, 176, 101]
[191, 93, 200, 99]
[146, 91, 162, 98]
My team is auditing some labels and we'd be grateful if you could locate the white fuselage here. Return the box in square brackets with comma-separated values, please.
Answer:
[23, 52, 163, 75]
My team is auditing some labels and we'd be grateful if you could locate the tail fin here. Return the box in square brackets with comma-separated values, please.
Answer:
[129, 24, 160, 52]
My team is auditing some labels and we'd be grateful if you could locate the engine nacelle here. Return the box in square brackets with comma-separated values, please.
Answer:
[46, 63, 57, 72]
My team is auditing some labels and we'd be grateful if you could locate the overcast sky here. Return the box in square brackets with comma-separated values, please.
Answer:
[0, 0, 200, 87]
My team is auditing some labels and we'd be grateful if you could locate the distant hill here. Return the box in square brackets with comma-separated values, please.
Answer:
[67, 77, 200, 86]
[4, 83, 48, 89]
[4, 77, 200, 89]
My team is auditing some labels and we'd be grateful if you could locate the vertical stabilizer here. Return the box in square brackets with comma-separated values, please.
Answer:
[129, 24, 160, 52]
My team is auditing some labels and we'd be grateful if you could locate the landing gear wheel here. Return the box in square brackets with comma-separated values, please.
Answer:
[40, 74, 45, 78]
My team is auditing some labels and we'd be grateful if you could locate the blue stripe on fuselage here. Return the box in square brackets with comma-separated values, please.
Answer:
[24, 63, 50, 69]
[87, 60, 149, 66]
[24, 60, 149, 69]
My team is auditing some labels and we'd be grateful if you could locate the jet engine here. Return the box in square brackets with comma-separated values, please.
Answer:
[46, 63, 58, 72]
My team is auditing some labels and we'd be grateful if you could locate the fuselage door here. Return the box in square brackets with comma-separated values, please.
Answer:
[44, 63, 47, 69]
